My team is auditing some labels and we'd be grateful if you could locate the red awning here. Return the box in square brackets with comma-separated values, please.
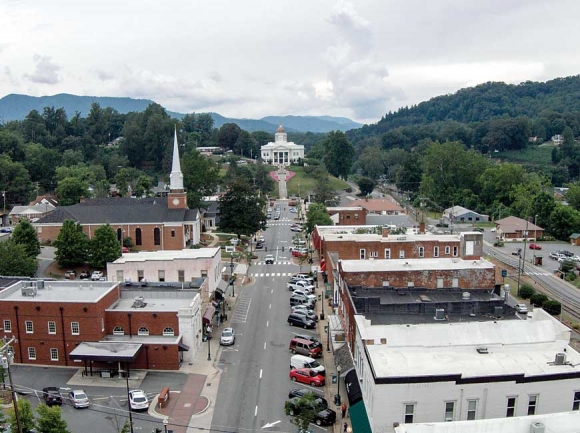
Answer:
[203, 305, 216, 325]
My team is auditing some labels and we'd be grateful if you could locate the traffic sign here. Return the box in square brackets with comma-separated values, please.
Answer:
[501, 269, 507, 277]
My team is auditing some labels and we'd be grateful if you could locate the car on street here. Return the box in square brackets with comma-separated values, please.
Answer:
[288, 388, 327, 404]
[292, 309, 318, 322]
[473, 227, 484, 233]
[290, 297, 315, 309]
[290, 274, 314, 284]
[292, 250, 307, 258]
[128, 390, 149, 411]
[529, 243, 542, 250]
[288, 313, 316, 329]
[273, 214, 280, 220]
[265, 255, 275, 264]
[293, 239, 307, 246]
[285, 396, 336, 426]
[290, 224, 302, 232]
[511, 248, 522, 256]
[514, 303, 528, 314]
[255, 242, 264, 249]
[490, 227, 496, 232]
[79, 271, 90, 280]
[68, 390, 90, 408]
[0, 227, 13, 233]
[64, 270, 76, 279]
[292, 290, 316, 302]
[288, 280, 315, 292]
[289, 368, 325, 387]
[220, 327, 235, 346]
[42, 387, 63, 406]
[91, 271, 104, 281]
[291, 305, 315, 314]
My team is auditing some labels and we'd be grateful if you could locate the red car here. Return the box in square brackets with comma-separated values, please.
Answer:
[292, 250, 306, 258]
[122, 247, 130, 253]
[529, 244, 542, 250]
[289, 368, 325, 387]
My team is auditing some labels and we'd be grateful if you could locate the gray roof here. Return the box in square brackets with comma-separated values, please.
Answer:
[36, 197, 198, 225]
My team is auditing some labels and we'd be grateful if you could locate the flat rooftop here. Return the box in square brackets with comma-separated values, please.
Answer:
[107, 288, 196, 312]
[324, 232, 463, 243]
[111, 247, 220, 263]
[0, 280, 117, 303]
[357, 310, 579, 380]
[341, 257, 494, 272]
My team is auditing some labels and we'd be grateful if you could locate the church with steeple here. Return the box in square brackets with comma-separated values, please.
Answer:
[36, 129, 200, 250]
[260, 125, 305, 165]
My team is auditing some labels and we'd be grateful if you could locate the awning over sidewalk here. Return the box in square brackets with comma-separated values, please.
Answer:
[178, 341, 190, 352]
[202, 305, 215, 325]
[345, 369, 372, 433]
[69, 341, 142, 362]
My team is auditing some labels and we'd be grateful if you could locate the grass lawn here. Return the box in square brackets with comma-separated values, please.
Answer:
[286, 166, 350, 197]
[493, 143, 554, 166]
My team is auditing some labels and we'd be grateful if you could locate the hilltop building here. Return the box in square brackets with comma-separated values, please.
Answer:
[260, 125, 304, 165]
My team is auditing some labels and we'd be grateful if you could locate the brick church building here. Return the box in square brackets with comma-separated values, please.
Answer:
[36, 130, 200, 250]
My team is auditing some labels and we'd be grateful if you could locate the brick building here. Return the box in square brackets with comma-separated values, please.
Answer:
[0, 278, 202, 371]
[495, 216, 544, 241]
[348, 197, 405, 215]
[35, 130, 200, 250]
[326, 206, 367, 225]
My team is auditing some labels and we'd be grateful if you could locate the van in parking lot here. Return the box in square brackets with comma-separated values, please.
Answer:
[290, 354, 325, 375]
[289, 338, 322, 358]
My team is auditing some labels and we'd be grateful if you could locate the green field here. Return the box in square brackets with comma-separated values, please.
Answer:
[285, 166, 350, 198]
[493, 143, 555, 165]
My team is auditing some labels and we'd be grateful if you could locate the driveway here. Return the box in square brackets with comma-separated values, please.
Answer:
[37, 246, 56, 278]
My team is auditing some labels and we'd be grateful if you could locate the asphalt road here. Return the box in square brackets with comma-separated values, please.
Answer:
[211, 203, 328, 433]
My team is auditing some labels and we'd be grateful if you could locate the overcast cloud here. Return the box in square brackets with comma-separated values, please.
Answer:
[1, 0, 579, 123]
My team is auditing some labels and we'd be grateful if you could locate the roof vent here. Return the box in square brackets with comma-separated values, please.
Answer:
[555, 352, 566, 365]
[21, 286, 37, 297]
[462, 292, 471, 300]
[434, 309, 445, 320]
[36, 280, 45, 290]
[476, 348, 488, 354]
[132, 296, 147, 308]
[530, 422, 545, 433]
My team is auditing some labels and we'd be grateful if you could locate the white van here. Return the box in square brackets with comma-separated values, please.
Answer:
[290, 354, 325, 375]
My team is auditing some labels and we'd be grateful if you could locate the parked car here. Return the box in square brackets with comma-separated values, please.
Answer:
[293, 334, 322, 347]
[288, 388, 327, 405]
[290, 274, 314, 284]
[220, 327, 235, 346]
[122, 247, 130, 253]
[285, 396, 336, 426]
[290, 225, 302, 232]
[529, 244, 542, 250]
[292, 309, 318, 322]
[68, 389, 90, 408]
[128, 390, 149, 411]
[291, 305, 315, 314]
[42, 387, 63, 406]
[288, 280, 315, 292]
[288, 313, 316, 329]
[91, 271, 104, 281]
[473, 227, 484, 233]
[256, 242, 264, 249]
[511, 248, 522, 256]
[289, 368, 325, 387]
[490, 228, 496, 232]
[79, 271, 90, 280]
[64, 270, 76, 279]
[514, 303, 528, 314]
[265, 255, 275, 264]
[550, 251, 565, 260]
[292, 290, 317, 302]
[290, 296, 315, 308]
[292, 250, 307, 258]
[0, 227, 13, 233]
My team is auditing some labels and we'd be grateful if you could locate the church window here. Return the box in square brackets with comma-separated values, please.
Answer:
[154, 228, 161, 245]
[117, 228, 122, 242]
[135, 228, 142, 246]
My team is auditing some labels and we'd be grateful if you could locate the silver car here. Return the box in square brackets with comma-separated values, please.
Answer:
[220, 327, 235, 346]
[68, 390, 90, 408]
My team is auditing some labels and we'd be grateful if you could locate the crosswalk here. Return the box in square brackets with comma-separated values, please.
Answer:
[255, 261, 293, 266]
[232, 294, 251, 324]
[251, 272, 295, 278]
[525, 271, 552, 276]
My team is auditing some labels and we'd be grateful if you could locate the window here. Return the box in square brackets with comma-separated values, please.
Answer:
[178, 270, 185, 282]
[404, 404, 415, 423]
[50, 348, 58, 361]
[418, 247, 424, 258]
[28, 347, 36, 360]
[135, 228, 142, 246]
[71, 322, 80, 335]
[360, 249, 366, 260]
[399, 250, 405, 258]
[574, 391, 580, 410]
[48, 321, 56, 334]
[25, 321, 33, 333]
[201, 270, 208, 278]
[158, 270, 165, 282]
[370, 251, 378, 258]
[138, 327, 149, 336]
[506, 397, 517, 417]
[137, 270, 144, 281]
[452, 278, 459, 288]
[163, 327, 175, 336]
[113, 326, 124, 335]
[117, 228, 122, 242]
[453, 246, 458, 257]
[171, 230, 175, 238]
[528, 395, 538, 415]
[467, 400, 477, 420]
[116, 270, 124, 281]
[437, 278, 444, 288]
[3, 320, 11, 333]
[407, 281, 414, 287]
[382, 280, 390, 287]
[154, 227, 161, 246]
[434, 246, 439, 257]
[444, 402, 455, 421]
[384, 249, 391, 259]
[445, 246, 450, 255]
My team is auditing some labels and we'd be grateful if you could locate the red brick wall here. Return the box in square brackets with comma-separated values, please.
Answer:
[328, 209, 367, 226]
[105, 311, 179, 336]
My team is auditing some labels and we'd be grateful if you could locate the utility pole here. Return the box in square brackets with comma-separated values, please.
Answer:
[1, 337, 22, 433]
[2, 190, 6, 216]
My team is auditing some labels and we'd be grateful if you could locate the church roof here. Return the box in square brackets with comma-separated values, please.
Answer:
[276, 125, 285, 133]
[36, 197, 198, 225]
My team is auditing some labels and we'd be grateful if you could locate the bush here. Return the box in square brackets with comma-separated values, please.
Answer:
[518, 283, 535, 299]
[493, 241, 504, 247]
[543, 300, 562, 316]
[566, 272, 577, 282]
[530, 293, 548, 307]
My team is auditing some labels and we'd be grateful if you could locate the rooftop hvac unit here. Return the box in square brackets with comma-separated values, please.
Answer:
[36, 280, 45, 290]
[555, 352, 567, 365]
[434, 309, 445, 320]
[530, 422, 545, 433]
[21, 286, 37, 297]
[494, 306, 503, 317]
[462, 292, 471, 300]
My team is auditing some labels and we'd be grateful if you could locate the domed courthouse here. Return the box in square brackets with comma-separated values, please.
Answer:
[260, 125, 304, 166]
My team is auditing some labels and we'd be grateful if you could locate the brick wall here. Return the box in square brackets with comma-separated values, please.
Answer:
[105, 311, 179, 336]
[328, 209, 367, 226]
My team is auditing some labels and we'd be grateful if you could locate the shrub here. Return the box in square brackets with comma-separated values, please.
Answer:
[530, 293, 548, 307]
[518, 284, 535, 299]
[565, 272, 577, 282]
[543, 300, 562, 316]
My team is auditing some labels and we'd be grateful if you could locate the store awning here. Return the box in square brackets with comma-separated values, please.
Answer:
[69, 341, 142, 363]
[348, 400, 372, 433]
[178, 342, 190, 352]
[345, 369, 362, 406]
[202, 305, 215, 325]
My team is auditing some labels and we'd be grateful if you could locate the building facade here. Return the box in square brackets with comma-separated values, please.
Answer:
[495, 216, 544, 241]
[260, 125, 305, 165]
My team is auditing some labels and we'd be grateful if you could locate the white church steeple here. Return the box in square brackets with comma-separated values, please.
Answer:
[169, 127, 184, 192]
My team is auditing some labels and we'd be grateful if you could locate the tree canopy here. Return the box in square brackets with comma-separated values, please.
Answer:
[11, 219, 40, 258]
[218, 178, 267, 238]
[53, 220, 88, 268]
[0, 241, 37, 277]
[89, 224, 122, 268]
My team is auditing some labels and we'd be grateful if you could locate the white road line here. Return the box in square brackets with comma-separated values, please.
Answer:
[255, 405, 258, 416]
[271, 289, 273, 293]
[260, 369, 263, 379]
[266, 321, 269, 327]
[269, 304, 271, 309]
[264, 342, 266, 350]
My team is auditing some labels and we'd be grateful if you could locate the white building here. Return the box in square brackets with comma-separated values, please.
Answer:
[107, 248, 222, 295]
[260, 125, 304, 165]
[353, 309, 580, 432]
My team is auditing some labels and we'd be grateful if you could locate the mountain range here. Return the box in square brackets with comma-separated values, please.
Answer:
[0, 93, 361, 133]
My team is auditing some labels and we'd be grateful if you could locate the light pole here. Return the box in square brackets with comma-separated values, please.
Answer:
[124, 363, 134, 433]
[336, 364, 342, 406]
[1, 338, 21, 433]
[230, 255, 235, 297]
[163, 418, 168, 433]
[207, 327, 211, 361]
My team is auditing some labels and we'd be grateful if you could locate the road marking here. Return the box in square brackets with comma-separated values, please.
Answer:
[262, 421, 281, 429]
[269, 304, 271, 309]
[260, 369, 263, 379]
[271, 289, 273, 293]
[264, 342, 266, 350]
[266, 321, 269, 327]
[255, 405, 258, 416]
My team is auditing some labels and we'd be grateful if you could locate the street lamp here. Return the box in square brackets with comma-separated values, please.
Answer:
[336, 365, 342, 406]
[163, 418, 168, 433]
[230, 255, 235, 297]
[207, 328, 211, 361]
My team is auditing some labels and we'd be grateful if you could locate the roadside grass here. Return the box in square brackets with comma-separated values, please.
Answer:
[285, 166, 350, 197]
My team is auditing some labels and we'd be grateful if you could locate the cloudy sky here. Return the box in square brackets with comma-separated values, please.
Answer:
[1, 0, 580, 124]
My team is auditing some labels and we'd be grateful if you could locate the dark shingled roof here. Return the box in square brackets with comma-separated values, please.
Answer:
[36, 197, 198, 225]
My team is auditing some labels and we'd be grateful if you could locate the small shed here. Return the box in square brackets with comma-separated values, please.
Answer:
[570, 233, 580, 246]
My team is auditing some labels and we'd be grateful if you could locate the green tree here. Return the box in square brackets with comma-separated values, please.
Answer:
[0, 129, 25, 162]
[120, 420, 131, 433]
[565, 182, 580, 211]
[234, 130, 258, 158]
[254, 162, 275, 194]
[0, 242, 37, 277]
[53, 220, 88, 267]
[530, 293, 549, 307]
[24, 143, 62, 188]
[305, 203, 333, 234]
[0, 409, 5, 433]
[550, 204, 580, 240]
[0, 154, 34, 205]
[11, 219, 40, 258]
[7, 396, 36, 433]
[36, 404, 70, 433]
[218, 179, 266, 239]
[115, 168, 131, 196]
[134, 175, 152, 197]
[517, 283, 535, 299]
[358, 144, 386, 179]
[357, 177, 375, 196]
[284, 393, 318, 433]
[56, 177, 88, 206]
[182, 149, 219, 209]
[323, 131, 355, 180]
[312, 169, 335, 205]
[89, 224, 121, 269]
[217, 123, 242, 151]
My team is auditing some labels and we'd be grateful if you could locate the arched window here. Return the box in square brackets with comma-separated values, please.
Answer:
[135, 228, 142, 246]
[117, 228, 123, 242]
[113, 326, 124, 335]
[138, 326, 149, 336]
[153, 228, 161, 246]
[163, 327, 174, 336]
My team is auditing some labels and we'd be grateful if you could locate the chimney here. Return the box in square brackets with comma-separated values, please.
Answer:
[382, 227, 389, 238]
[419, 221, 425, 234]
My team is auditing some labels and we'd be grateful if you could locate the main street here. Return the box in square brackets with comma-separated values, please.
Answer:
[211, 203, 328, 433]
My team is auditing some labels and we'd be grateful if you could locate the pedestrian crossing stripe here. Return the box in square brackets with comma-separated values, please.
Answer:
[256, 261, 293, 265]
[251, 272, 294, 277]
[525, 272, 551, 276]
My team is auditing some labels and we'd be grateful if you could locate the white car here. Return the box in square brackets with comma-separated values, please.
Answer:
[293, 290, 317, 302]
[68, 390, 90, 408]
[514, 303, 528, 314]
[91, 271, 104, 281]
[220, 327, 235, 346]
[490, 228, 496, 232]
[291, 274, 314, 283]
[128, 390, 149, 411]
